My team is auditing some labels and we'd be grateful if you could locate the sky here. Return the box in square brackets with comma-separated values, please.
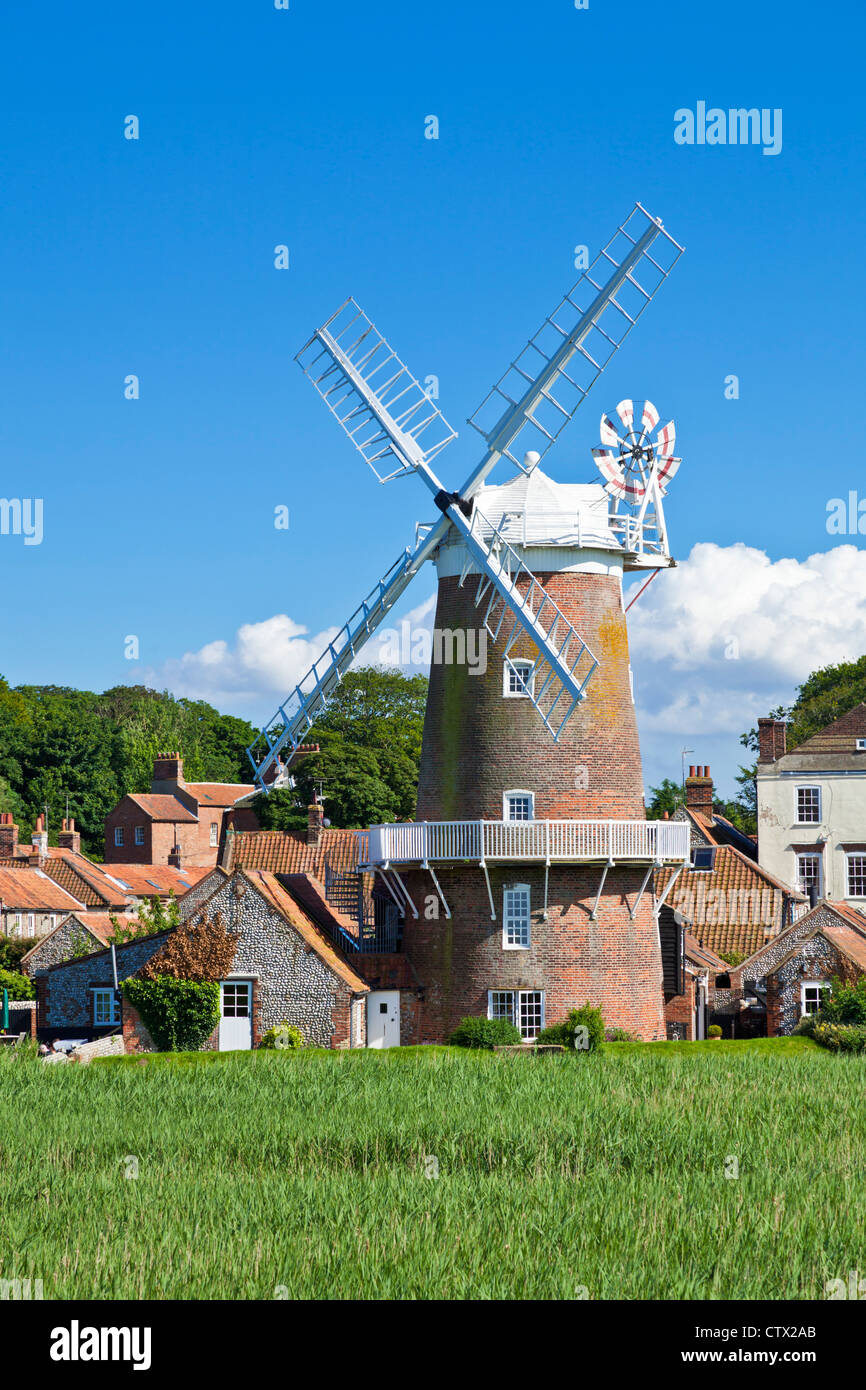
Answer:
[1, 0, 865, 799]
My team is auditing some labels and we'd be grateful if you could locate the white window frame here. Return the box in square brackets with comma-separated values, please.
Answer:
[503, 658, 535, 699]
[504, 789, 534, 822]
[795, 785, 821, 825]
[92, 987, 121, 1026]
[846, 853, 866, 899]
[796, 852, 823, 898]
[209, 822, 219, 848]
[502, 884, 531, 950]
[26, 913, 35, 932]
[487, 989, 545, 1041]
[134, 825, 145, 847]
[800, 981, 830, 1018]
[114, 826, 124, 847]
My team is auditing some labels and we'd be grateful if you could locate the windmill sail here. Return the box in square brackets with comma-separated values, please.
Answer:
[466, 204, 684, 478]
[295, 299, 457, 484]
[247, 540, 426, 788]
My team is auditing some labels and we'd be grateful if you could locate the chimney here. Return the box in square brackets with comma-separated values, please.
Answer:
[31, 813, 48, 860]
[307, 802, 325, 848]
[685, 765, 714, 816]
[58, 817, 81, 855]
[152, 752, 184, 791]
[757, 717, 787, 764]
[0, 812, 19, 859]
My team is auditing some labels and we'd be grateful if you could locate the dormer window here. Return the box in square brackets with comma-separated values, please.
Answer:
[690, 847, 716, 871]
[503, 659, 535, 699]
[856, 739, 866, 752]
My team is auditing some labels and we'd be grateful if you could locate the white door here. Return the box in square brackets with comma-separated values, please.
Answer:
[367, 991, 400, 1049]
[219, 981, 252, 1051]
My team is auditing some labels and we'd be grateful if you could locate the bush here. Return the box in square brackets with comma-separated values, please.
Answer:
[607, 1027, 636, 1042]
[260, 1022, 305, 1050]
[0, 968, 35, 1001]
[122, 976, 220, 1052]
[536, 1004, 605, 1052]
[811, 1021, 866, 1053]
[707, 1025, 723, 1038]
[448, 1016, 522, 1049]
[819, 977, 866, 1025]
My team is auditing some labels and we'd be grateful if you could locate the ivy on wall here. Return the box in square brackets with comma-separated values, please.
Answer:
[122, 977, 220, 1052]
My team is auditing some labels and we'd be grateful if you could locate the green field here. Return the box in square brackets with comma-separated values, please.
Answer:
[0, 1039, 862, 1300]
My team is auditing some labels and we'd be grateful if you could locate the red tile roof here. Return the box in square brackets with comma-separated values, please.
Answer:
[126, 795, 198, 823]
[656, 846, 805, 960]
[228, 828, 365, 878]
[0, 867, 84, 911]
[39, 851, 130, 909]
[185, 782, 256, 807]
[104, 864, 210, 897]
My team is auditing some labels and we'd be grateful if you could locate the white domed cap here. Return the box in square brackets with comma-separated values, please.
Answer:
[472, 468, 613, 549]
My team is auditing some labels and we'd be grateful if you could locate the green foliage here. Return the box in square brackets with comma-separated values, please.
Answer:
[310, 668, 428, 765]
[718, 950, 746, 967]
[448, 1016, 522, 1049]
[121, 976, 220, 1052]
[707, 1025, 723, 1038]
[608, 1028, 637, 1042]
[0, 968, 35, 1001]
[645, 778, 683, 819]
[537, 1004, 605, 1052]
[0, 683, 259, 854]
[816, 977, 866, 1025]
[260, 1022, 305, 1050]
[0, 937, 38, 973]
[110, 893, 180, 944]
[810, 1021, 866, 1053]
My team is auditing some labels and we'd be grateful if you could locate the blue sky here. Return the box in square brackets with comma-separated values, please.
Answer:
[2, 0, 865, 798]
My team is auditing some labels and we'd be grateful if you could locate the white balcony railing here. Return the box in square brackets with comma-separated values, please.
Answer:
[358, 819, 689, 868]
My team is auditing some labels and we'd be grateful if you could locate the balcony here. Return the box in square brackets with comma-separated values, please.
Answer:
[357, 818, 690, 869]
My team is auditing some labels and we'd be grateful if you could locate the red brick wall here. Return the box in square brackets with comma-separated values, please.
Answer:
[664, 978, 695, 1039]
[104, 797, 232, 869]
[398, 864, 665, 1042]
[416, 572, 646, 822]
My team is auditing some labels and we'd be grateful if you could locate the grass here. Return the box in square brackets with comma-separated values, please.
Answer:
[0, 1038, 861, 1300]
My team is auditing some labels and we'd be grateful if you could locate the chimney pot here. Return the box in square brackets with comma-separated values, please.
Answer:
[685, 764, 714, 816]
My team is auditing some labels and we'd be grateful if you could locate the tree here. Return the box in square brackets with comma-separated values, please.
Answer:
[645, 778, 683, 820]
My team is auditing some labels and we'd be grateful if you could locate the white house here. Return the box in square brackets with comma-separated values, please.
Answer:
[756, 705, 866, 908]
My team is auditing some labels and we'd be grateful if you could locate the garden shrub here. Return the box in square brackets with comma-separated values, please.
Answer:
[448, 1016, 522, 1049]
[261, 1022, 305, 1050]
[122, 976, 220, 1052]
[607, 1027, 636, 1042]
[707, 1024, 723, 1038]
[536, 1004, 605, 1052]
[818, 977, 866, 1025]
[0, 968, 35, 1001]
[811, 1021, 866, 1053]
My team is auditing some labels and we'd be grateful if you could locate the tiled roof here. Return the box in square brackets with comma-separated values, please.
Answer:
[242, 870, 368, 993]
[824, 901, 866, 935]
[126, 795, 198, 823]
[684, 932, 729, 973]
[228, 828, 364, 878]
[689, 923, 768, 960]
[104, 864, 210, 897]
[789, 703, 866, 756]
[20, 910, 140, 966]
[771, 922, 866, 977]
[0, 867, 84, 912]
[40, 851, 130, 909]
[656, 846, 805, 961]
[185, 782, 256, 807]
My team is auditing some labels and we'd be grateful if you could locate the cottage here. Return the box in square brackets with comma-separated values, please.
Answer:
[21, 911, 139, 977]
[36, 868, 369, 1051]
[0, 866, 84, 939]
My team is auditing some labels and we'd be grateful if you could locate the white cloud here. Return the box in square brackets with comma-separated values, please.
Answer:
[143, 614, 342, 710]
[627, 542, 866, 738]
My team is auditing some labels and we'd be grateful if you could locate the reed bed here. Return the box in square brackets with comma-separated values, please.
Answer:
[0, 1041, 861, 1300]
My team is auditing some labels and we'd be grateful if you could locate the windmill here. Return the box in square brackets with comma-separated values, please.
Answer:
[592, 398, 681, 561]
[248, 203, 684, 791]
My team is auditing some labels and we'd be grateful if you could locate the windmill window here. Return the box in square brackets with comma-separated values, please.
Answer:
[502, 885, 531, 949]
[487, 989, 545, 1040]
[846, 854, 866, 899]
[503, 659, 535, 699]
[504, 791, 534, 822]
[795, 786, 821, 824]
[796, 853, 822, 898]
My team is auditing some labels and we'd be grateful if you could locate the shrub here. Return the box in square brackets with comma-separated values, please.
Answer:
[448, 1016, 522, 1049]
[707, 1025, 723, 1039]
[608, 1027, 636, 1042]
[537, 1004, 605, 1052]
[0, 968, 35, 1001]
[811, 1021, 866, 1053]
[261, 1022, 305, 1050]
[122, 977, 220, 1052]
[818, 977, 866, 1025]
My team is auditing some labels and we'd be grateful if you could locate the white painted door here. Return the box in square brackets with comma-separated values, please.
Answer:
[367, 991, 400, 1049]
[219, 981, 252, 1051]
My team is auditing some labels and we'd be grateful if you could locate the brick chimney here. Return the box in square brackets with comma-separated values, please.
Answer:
[0, 812, 19, 858]
[152, 752, 184, 791]
[307, 802, 325, 848]
[685, 765, 714, 816]
[31, 813, 48, 860]
[58, 817, 81, 854]
[757, 717, 787, 764]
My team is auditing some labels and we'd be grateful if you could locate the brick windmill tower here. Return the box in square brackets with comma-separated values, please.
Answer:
[249, 203, 691, 1043]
